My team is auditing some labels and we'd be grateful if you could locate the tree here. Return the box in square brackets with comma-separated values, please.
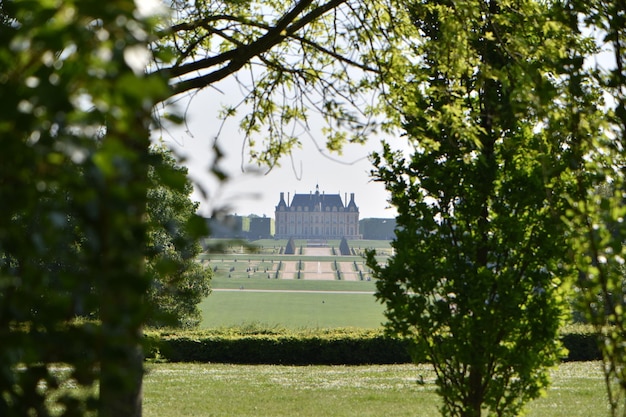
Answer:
[0, 0, 386, 415]
[367, 1, 585, 415]
[0, 1, 171, 416]
[146, 146, 212, 328]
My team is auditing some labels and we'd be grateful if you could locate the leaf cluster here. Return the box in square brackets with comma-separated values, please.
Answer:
[0, 0, 172, 415]
[154, 0, 390, 167]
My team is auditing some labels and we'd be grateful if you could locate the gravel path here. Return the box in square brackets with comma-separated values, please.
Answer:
[338, 262, 361, 281]
[302, 247, 333, 256]
[301, 261, 334, 280]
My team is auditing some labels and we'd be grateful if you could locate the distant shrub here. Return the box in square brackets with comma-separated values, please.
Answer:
[339, 237, 351, 255]
[285, 238, 296, 255]
[560, 324, 601, 361]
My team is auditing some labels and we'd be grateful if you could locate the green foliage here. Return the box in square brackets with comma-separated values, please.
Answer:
[146, 146, 212, 328]
[155, 0, 387, 167]
[556, 1, 626, 414]
[146, 327, 413, 364]
[0, 1, 170, 415]
[368, 1, 581, 416]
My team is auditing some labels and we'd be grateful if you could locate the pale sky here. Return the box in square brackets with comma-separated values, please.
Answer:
[154, 87, 401, 220]
[153, 40, 615, 222]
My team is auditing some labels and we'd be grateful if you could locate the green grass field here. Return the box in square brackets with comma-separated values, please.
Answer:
[143, 361, 608, 417]
[200, 289, 385, 329]
[199, 239, 388, 329]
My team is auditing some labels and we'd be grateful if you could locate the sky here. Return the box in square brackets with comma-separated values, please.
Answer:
[155, 87, 401, 220]
[153, 35, 615, 222]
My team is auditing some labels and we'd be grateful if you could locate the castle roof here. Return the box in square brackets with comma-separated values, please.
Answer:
[276, 185, 358, 212]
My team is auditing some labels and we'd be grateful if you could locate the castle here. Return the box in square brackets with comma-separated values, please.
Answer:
[274, 185, 360, 239]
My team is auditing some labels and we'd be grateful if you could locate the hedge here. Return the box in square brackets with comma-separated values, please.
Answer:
[144, 325, 602, 365]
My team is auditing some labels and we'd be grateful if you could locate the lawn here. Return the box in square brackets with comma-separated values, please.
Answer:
[143, 361, 608, 417]
[199, 240, 388, 329]
[199, 289, 385, 329]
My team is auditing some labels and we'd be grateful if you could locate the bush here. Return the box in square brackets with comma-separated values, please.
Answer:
[339, 237, 351, 255]
[144, 325, 602, 364]
[145, 327, 411, 364]
[560, 324, 601, 361]
[285, 238, 296, 255]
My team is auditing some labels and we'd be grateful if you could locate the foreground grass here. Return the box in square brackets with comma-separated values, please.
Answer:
[143, 361, 607, 417]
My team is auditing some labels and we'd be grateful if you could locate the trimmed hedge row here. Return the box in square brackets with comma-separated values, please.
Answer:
[561, 326, 603, 361]
[144, 325, 602, 365]
[145, 329, 411, 364]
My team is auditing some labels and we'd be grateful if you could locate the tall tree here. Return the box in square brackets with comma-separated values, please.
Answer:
[0, 1, 175, 416]
[367, 1, 585, 415]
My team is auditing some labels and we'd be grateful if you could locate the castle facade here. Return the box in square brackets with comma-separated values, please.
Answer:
[274, 185, 360, 239]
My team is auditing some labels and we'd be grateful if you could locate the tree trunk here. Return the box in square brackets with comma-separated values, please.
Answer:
[99, 332, 144, 417]
[95, 121, 151, 417]
[98, 277, 145, 417]
[465, 367, 484, 417]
